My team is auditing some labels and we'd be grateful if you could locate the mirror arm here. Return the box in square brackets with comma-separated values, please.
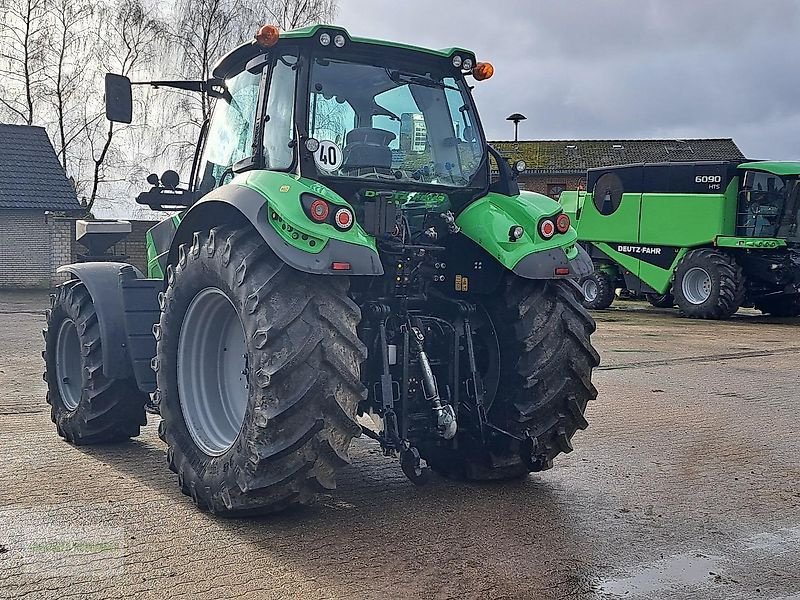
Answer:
[131, 78, 225, 95]
[487, 145, 520, 197]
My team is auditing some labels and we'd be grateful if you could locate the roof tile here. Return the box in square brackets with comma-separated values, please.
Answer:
[490, 138, 746, 173]
[0, 124, 81, 211]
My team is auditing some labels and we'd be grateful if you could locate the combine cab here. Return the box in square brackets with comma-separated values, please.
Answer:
[42, 25, 599, 515]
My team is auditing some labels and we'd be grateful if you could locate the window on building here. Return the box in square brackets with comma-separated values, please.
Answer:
[547, 183, 566, 200]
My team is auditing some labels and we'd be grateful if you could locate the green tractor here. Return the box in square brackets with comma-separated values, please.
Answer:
[561, 160, 800, 318]
[42, 25, 598, 515]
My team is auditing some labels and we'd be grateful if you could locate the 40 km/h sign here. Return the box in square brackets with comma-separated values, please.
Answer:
[314, 140, 343, 172]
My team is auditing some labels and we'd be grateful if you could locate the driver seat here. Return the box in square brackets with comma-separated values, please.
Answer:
[342, 128, 396, 171]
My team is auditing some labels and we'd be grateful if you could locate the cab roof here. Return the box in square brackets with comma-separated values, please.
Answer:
[213, 24, 476, 79]
[738, 161, 800, 176]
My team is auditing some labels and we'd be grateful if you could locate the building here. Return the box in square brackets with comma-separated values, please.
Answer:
[490, 138, 746, 199]
[0, 124, 82, 288]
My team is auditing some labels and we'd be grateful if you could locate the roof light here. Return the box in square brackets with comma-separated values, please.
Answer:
[319, 32, 331, 46]
[463, 58, 474, 71]
[452, 55, 463, 68]
[334, 34, 346, 48]
[255, 24, 280, 48]
[556, 213, 571, 234]
[540, 219, 555, 239]
[472, 62, 494, 81]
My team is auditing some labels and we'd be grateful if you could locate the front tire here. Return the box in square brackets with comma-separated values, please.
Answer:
[580, 270, 616, 310]
[156, 225, 366, 515]
[674, 249, 745, 319]
[43, 280, 148, 444]
[422, 279, 599, 480]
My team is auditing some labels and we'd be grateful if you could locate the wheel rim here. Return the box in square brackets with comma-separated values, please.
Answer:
[55, 319, 82, 410]
[582, 279, 598, 302]
[177, 287, 249, 456]
[682, 267, 712, 305]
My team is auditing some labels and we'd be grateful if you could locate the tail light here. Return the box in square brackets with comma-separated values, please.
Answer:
[334, 207, 353, 230]
[539, 218, 556, 239]
[556, 213, 571, 234]
[309, 198, 329, 222]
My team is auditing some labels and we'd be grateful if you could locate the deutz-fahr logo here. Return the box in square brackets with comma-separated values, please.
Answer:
[363, 189, 449, 206]
[616, 245, 662, 255]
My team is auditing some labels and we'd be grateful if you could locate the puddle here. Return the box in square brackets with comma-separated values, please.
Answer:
[598, 552, 722, 597]
[744, 526, 800, 553]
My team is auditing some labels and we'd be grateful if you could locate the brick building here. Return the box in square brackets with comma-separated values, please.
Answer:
[490, 138, 746, 199]
[0, 124, 83, 288]
[0, 124, 158, 288]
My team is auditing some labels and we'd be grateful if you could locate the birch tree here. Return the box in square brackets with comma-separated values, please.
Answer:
[0, 0, 49, 124]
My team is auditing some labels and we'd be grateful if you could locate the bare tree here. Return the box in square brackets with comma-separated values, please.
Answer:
[0, 0, 49, 124]
[43, 0, 93, 171]
[172, 0, 242, 125]
[82, 0, 166, 212]
[262, 0, 337, 30]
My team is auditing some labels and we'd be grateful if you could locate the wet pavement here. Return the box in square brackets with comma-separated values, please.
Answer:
[0, 291, 798, 599]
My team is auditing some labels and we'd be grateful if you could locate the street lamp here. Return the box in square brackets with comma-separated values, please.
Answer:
[506, 113, 527, 142]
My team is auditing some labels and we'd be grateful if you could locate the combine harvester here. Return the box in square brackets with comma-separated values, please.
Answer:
[561, 160, 800, 318]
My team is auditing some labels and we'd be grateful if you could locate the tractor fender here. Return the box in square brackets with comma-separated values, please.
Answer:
[56, 262, 143, 381]
[512, 244, 593, 279]
[456, 191, 593, 280]
[170, 184, 384, 276]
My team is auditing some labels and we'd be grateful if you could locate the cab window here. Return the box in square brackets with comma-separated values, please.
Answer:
[263, 52, 299, 170]
[196, 70, 261, 195]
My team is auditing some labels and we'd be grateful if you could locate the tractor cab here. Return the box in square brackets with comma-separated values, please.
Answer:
[736, 162, 800, 241]
[111, 25, 501, 224]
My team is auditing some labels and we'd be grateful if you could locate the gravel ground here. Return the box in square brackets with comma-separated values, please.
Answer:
[0, 290, 798, 600]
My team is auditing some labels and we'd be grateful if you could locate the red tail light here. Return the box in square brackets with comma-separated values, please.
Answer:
[539, 219, 555, 239]
[309, 198, 329, 222]
[334, 207, 353, 230]
[556, 213, 571, 234]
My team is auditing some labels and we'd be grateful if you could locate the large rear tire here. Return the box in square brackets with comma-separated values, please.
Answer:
[422, 278, 599, 480]
[580, 270, 616, 310]
[155, 224, 366, 515]
[43, 280, 148, 444]
[674, 249, 745, 319]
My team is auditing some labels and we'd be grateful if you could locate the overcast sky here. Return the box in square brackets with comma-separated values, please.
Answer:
[336, 0, 800, 160]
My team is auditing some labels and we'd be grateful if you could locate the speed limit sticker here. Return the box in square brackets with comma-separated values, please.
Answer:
[314, 140, 343, 172]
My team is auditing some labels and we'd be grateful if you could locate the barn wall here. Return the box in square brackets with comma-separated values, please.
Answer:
[0, 210, 58, 288]
[0, 213, 159, 289]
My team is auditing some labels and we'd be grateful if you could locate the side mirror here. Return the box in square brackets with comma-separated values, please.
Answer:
[104, 73, 133, 124]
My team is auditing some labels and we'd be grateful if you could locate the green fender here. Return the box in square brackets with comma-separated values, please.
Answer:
[165, 171, 383, 277]
[455, 191, 593, 279]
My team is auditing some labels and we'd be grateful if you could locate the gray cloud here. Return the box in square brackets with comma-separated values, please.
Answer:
[336, 0, 800, 159]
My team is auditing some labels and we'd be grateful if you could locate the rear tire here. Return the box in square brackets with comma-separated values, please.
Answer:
[43, 280, 148, 444]
[156, 224, 366, 515]
[580, 270, 616, 310]
[674, 249, 744, 319]
[755, 295, 800, 317]
[422, 278, 599, 480]
[647, 292, 675, 308]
